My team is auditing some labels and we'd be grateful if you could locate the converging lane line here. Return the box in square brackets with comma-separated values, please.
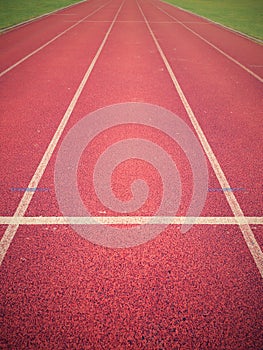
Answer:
[137, 1, 263, 278]
[154, 3, 263, 83]
[0, 1, 111, 78]
[0, 1, 125, 266]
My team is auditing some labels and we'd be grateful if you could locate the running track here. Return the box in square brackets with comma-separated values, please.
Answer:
[0, 0, 263, 348]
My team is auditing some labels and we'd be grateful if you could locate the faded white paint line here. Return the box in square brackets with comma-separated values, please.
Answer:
[0, 216, 262, 225]
[64, 20, 209, 23]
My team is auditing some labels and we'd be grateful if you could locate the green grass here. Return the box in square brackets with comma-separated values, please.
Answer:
[0, 0, 82, 29]
[164, 0, 263, 40]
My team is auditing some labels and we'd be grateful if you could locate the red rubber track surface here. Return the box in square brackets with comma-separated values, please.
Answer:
[0, 0, 108, 72]
[157, 0, 263, 77]
[0, 0, 262, 349]
[142, 0, 263, 217]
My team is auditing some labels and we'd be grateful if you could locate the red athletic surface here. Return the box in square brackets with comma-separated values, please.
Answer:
[0, 0, 262, 349]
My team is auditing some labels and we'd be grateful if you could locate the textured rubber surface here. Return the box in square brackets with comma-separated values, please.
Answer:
[0, 0, 262, 349]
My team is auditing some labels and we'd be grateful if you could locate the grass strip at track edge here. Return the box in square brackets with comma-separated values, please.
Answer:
[162, 0, 263, 43]
[0, 0, 87, 32]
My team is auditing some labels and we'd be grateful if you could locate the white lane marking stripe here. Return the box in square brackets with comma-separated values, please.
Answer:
[137, 2, 263, 278]
[155, 5, 263, 83]
[0, 2, 110, 78]
[0, 216, 262, 225]
[63, 20, 209, 23]
[0, 1, 124, 266]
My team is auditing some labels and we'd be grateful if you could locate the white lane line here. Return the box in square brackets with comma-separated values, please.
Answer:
[154, 5, 263, 83]
[0, 1, 110, 78]
[0, 1, 124, 266]
[64, 20, 146, 23]
[50, 14, 79, 16]
[0, 216, 262, 225]
[137, 2, 263, 278]
[64, 20, 209, 23]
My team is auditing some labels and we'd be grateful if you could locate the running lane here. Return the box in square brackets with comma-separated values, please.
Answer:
[0, 0, 108, 74]
[140, 0, 263, 232]
[1, 0, 263, 349]
[154, 0, 263, 78]
[0, 0, 118, 217]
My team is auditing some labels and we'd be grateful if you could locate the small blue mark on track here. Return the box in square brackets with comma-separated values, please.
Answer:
[208, 188, 246, 192]
[10, 187, 50, 192]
